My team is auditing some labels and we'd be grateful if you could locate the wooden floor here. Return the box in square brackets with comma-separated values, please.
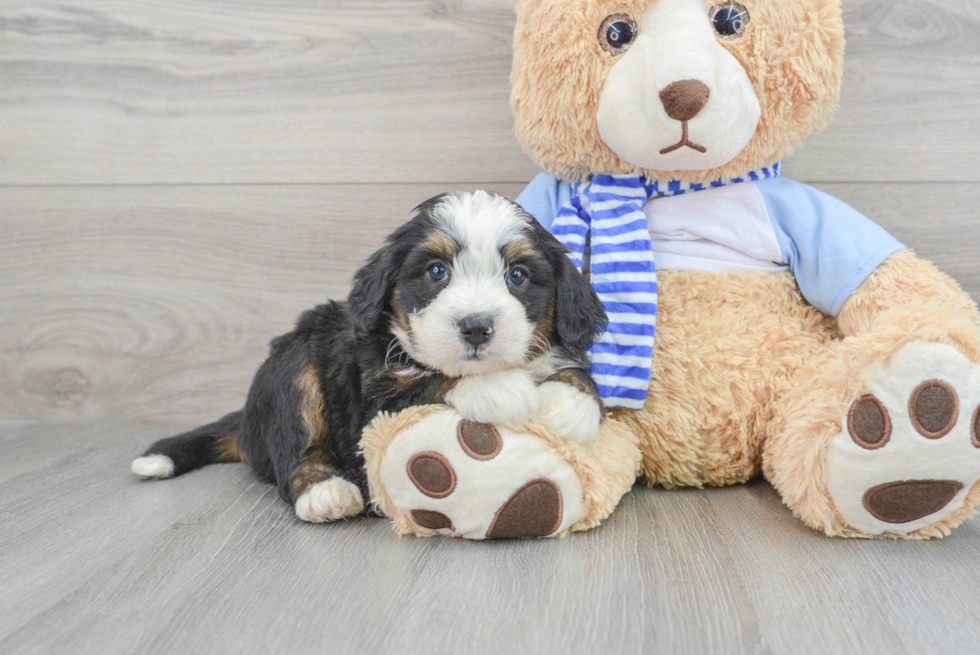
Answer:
[2, 420, 979, 655]
[2, 0, 980, 653]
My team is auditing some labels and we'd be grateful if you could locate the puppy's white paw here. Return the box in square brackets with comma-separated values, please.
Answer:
[445, 369, 539, 428]
[535, 381, 602, 445]
[294, 478, 364, 523]
[131, 455, 175, 479]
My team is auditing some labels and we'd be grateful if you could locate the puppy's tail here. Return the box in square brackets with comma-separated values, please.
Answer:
[131, 410, 244, 480]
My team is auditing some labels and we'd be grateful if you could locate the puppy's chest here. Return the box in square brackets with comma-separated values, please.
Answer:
[518, 353, 567, 383]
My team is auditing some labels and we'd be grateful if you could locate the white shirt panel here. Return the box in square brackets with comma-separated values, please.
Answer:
[644, 182, 787, 273]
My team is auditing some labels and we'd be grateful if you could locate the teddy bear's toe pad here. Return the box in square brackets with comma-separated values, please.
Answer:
[486, 479, 563, 538]
[379, 411, 584, 539]
[826, 342, 980, 535]
[863, 480, 963, 524]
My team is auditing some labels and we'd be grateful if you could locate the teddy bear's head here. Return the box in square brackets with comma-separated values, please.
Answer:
[510, 0, 844, 183]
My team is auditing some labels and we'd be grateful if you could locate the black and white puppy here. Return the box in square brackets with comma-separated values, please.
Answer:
[132, 191, 608, 523]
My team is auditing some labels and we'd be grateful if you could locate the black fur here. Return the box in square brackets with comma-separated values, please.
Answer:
[137, 193, 606, 518]
[144, 410, 243, 476]
[527, 218, 609, 354]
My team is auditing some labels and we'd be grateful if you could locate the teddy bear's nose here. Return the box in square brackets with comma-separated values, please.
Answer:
[659, 79, 711, 122]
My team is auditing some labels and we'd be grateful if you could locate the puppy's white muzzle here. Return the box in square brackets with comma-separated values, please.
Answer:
[406, 275, 533, 378]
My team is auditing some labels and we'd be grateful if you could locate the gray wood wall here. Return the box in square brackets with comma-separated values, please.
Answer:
[2, 0, 978, 425]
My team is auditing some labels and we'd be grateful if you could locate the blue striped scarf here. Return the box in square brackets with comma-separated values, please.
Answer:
[550, 163, 783, 409]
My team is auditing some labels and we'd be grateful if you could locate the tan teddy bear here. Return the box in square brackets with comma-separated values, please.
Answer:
[363, 0, 980, 539]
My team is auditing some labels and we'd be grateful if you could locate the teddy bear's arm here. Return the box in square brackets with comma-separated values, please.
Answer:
[515, 172, 573, 230]
[757, 177, 907, 317]
[838, 250, 980, 337]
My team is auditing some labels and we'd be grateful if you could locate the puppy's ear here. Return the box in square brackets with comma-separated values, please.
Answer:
[348, 241, 399, 339]
[533, 221, 608, 355]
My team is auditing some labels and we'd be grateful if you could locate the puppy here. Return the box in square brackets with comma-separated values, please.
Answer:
[131, 191, 608, 523]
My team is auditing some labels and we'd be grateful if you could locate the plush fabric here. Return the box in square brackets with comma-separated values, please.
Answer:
[361, 405, 640, 537]
[511, 0, 844, 184]
[365, 0, 980, 540]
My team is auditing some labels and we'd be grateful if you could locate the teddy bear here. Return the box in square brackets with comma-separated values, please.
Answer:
[360, 0, 980, 540]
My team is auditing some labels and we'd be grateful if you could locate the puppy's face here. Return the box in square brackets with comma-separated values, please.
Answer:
[349, 191, 606, 378]
[392, 192, 556, 377]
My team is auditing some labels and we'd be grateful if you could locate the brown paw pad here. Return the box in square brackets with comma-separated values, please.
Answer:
[863, 480, 964, 524]
[407, 452, 456, 499]
[410, 509, 454, 531]
[973, 406, 980, 449]
[848, 394, 891, 449]
[910, 380, 958, 439]
[486, 479, 562, 539]
[457, 420, 502, 461]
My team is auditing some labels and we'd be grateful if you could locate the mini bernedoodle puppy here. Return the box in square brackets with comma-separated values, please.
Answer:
[132, 191, 608, 523]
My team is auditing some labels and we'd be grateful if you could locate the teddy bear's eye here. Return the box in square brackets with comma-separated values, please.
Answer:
[710, 2, 751, 40]
[598, 13, 638, 55]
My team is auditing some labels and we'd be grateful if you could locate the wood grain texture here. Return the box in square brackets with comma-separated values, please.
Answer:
[1, 0, 978, 185]
[2, 0, 978, 652]
[1, 420, 978, 655]
[2, 182, 976, 425]
[0, 0, 532, 185]
[788, 0, 980, 183]
[0, 183, 524, 424]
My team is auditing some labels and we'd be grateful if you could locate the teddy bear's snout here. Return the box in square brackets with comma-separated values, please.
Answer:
[659, 79, 711, 122]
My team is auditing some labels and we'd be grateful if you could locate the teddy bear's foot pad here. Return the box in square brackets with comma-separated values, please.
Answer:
[379, 413, 584, 539]
[826, 342, 980, 535]
[486, 479, 563, 538]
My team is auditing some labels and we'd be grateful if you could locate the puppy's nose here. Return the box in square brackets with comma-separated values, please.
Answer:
[459, 315, 494, 347]
[659, 79, 710, 122]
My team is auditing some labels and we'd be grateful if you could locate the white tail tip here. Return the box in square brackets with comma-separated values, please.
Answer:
[131, 454, 175, 479]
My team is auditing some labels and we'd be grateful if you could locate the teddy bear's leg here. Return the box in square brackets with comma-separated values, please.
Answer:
[764, 251, 980, 538]
[360, 405, 640, 539]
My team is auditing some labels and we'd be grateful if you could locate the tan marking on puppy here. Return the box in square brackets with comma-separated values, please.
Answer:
[390, 288, 412, 334]
[289, 458, 336, 503]
[529, 316, 555, 358]
[297, 364, 327, 447]
[433, 377, 460, 403]
[214, 434, 245, 464]
[504, 239, 537, 262]
[547, 368, 601, 406]
[421, 231, 457, 262]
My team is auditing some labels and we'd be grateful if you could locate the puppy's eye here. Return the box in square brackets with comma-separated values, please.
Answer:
[710, 2, 750, 40]
[598, 13, 638, 55]
[426, 263, 449, 283]
[507, 267, 529, 287]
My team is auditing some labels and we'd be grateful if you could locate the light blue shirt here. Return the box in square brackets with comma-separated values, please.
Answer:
[517, 173, 905, 316]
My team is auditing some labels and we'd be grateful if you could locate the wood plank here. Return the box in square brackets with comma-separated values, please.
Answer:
[1, 421, 978, 654]
[1, 0, 977, 185]
[0, 421, 272, 640]
[0, 183, 525, 425]
[1, 182, 976, 425]
[0, 0, 535, 185]
[702, 479, 980, 654]
[788, 0, 980, 183]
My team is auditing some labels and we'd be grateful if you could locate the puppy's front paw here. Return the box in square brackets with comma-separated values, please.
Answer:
[294, 477, 364, 523]
[535, 381, 602, 445]
[445, 370, 539, 428]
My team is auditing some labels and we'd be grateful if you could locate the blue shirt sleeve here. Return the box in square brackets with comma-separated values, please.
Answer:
[515, 172, 575, 231]
[757, 177, 906, 316]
